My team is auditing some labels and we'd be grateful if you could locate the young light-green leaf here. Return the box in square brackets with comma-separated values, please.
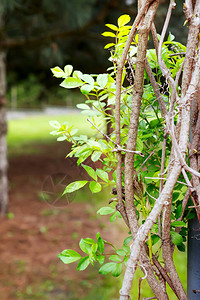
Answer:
[109, 255, 122, 262]
[89, 181, 102, 193]
[99, 262, 116, 275]
[63, 181, 88, 195]
[82, 164, 97, 181]
[60, 77, 83, 89]
[80, 84, 94, 95]
[97, 207, 115, 215]
[96, 169, 109, 182]
[64, 65, 73, 76]
[97, 74, 108, 89]
[76, 103, 90, 110]
[49, 120, 61, 129]
[79, 238, 92, 254]
[58, 249, 81, 264]
[51, 66, 65, 78]
[117, 14, 131, 27]
[102, 31, 116, 38]
[105, 24, 118, 31]
[77, 256, 90, 271]
[81, 74, 95, 86]
[112, 263, 122, 277]
[91, 151, 102, 162]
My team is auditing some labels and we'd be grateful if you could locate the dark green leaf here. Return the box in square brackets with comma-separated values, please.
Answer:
[97, 237, 104, 254]
[170, 231, 183, 245]
[171, 221, 186, 227]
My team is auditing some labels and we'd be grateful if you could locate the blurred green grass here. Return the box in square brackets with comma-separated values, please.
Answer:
[7, 113, 94, 156]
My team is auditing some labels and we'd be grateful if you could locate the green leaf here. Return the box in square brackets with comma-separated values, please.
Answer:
[109, 211, 119, 222]
[73, 70, 83, 79]
[63, 181, 88, 195]
[76, 103, 90, 110]
[97, 255, 105, 265]
[112, 263, 122, 277]
[116, 249, 126, 257]
[60, 77, 83, 89]
[97, 237, 104, 254]
[57, 136, 66, 142]
[58, 249, 81, 264]
[77, 256, 90, 271]
[96, 169, 109, 182]
[177, 243, 186, 252]
[136, 138, 143, 152]
[104, 43, 115, 49]
[80, 84, 94, 94]
[109, 255, 122, 262]
[87, 140, 101, 148]
[170, 231, 183, 245]
[99, 262, 116, 275]
[105, 24, 118, 31]
[51, 66, 65, 78]
[81, 74, 95, 86]
[49, 120, 61, 129]
[117, 14, 131, 27]
[97, 74, 108, 89]
[79, 239, 92, 254]
[82, 164, 97, 181]
[123, 236, 132, 245]
[102, 31, 116, 37]
[91, 151, 102, 162]
[89, 181, 102, 193]
[84, 238, 96, 245]
[64, 65, 73, 76]
[97, 207, 115, 215]
[171, 221, 186, 227]
[151, 234, 160, 245]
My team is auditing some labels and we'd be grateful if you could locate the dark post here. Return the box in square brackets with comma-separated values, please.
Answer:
[187, 215, 200, 299]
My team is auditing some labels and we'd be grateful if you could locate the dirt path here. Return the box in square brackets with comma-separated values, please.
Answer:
[0, 142, 124, 300]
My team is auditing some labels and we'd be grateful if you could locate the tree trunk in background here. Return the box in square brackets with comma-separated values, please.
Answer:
[0, 9, 8, 215]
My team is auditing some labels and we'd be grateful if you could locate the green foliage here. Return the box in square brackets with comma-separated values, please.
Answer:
[50, 13, 190, 289]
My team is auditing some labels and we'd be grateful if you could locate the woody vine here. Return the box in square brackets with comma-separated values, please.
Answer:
[50, 1, 200, 299]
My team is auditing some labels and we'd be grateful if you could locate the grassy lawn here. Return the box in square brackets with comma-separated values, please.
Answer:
[7, 113, 95, 155]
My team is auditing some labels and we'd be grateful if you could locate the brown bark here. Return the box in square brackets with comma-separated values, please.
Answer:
[0, 49, 8, 215]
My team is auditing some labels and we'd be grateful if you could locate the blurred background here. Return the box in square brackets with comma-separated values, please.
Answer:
[1, 1, 187, 299]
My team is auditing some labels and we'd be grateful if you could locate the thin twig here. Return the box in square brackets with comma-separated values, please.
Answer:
[87, 118, 144, 156]
[169, 52, 186, 57]
[136, 150, 155, 175]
